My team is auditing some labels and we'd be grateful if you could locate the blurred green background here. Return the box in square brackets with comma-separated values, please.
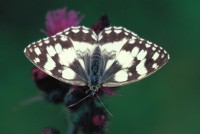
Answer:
[1, 0, 200, 133]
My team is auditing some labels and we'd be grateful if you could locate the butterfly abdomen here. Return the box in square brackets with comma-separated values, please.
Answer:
[90, 46, 102, 86]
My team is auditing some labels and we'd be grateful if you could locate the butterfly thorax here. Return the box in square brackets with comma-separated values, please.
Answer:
[89, 46, 102, 92]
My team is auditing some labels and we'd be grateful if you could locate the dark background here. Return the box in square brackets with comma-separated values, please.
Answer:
[1, 0, 200, 134]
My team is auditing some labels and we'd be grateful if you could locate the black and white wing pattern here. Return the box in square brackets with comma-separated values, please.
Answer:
[98, 26, 169, 87]
[24, 26, 97, 86]
[24, 26, 169, 88]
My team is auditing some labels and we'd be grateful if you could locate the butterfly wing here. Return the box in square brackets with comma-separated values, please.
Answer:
[98, 26, 169, 87]
[24, 26, 97, 86]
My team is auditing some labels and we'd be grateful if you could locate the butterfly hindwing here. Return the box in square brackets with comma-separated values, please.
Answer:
[98, 26, 169, 87]
[24, 26, 97, 86]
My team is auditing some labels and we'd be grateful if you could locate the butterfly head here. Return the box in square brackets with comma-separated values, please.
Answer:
[88, 73, 101, 94]
[89, 86, 100, 92]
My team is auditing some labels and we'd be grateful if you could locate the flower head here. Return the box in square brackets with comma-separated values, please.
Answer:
[29, 8, 115, 133]
[32, 67, 48, 80]
[92, 15, 110, 34]
[41, 128, 60, 134]
[32, 68, 70, 104]
[45, 7, 84, 36]
[92, 114, 106, 126]
[102, 87, 121, 96]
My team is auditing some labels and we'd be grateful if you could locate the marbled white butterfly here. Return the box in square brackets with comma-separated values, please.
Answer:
[24, 26, 169, 95]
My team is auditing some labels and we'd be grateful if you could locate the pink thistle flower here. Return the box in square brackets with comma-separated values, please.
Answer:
[29, 12, 114, 133]
[32, 68, 48, 80]
[92, 15, 109, 34]
[45, 7, 84, 36]
[102, 87, 121, 96]
[92, 114, 106, 126]
[41, 128, 60, 134]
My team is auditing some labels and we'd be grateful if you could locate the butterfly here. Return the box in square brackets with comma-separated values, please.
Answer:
[24, 26, 169, 95]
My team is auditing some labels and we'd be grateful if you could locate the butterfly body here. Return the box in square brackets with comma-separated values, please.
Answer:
[89, 46, 102, 88]
[24, 26, 169, 95]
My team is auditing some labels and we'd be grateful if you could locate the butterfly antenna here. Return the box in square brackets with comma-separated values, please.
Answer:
[67, 93, 93, 108]
[85, 89, 90, 93]
[97, 96, 113, 117]
[66, 88, 75, 96]
[14, 95, 43, 111]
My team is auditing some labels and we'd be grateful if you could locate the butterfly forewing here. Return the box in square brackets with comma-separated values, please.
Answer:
[24, 26, 97, 86]
[98, 26, 169, 87]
